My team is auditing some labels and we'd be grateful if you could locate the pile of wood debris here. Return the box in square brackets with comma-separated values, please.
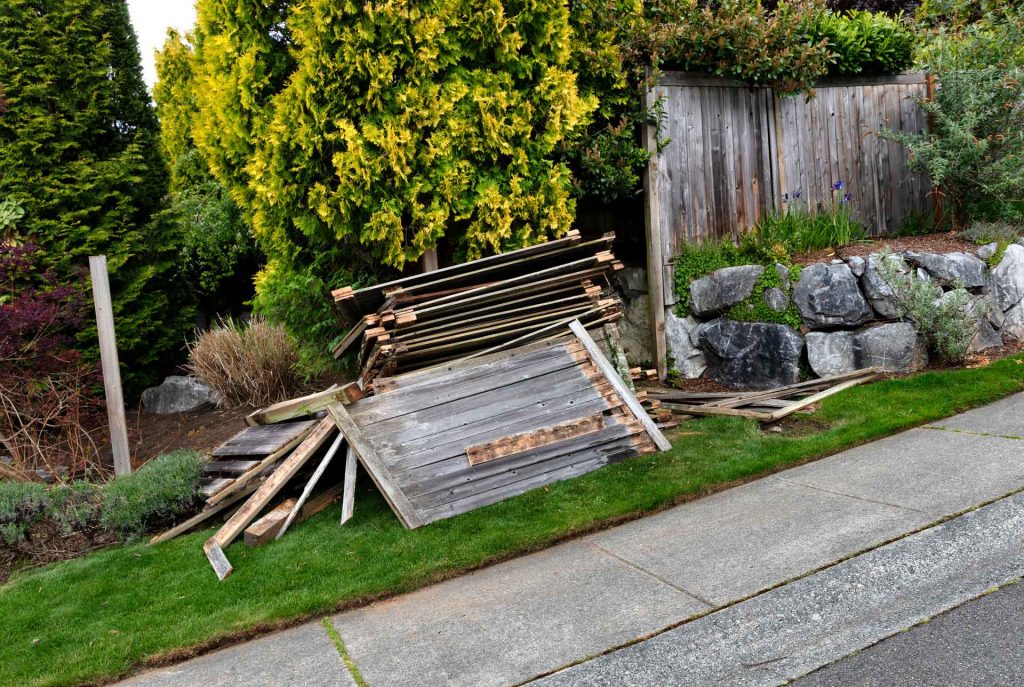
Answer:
[150, 234, 673, 580]
[330, 230, 625, 386]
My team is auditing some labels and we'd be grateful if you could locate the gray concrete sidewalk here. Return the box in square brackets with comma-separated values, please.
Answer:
[119, 393, 1024, 687]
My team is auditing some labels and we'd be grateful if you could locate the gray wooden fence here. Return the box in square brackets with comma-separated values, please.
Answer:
[642, 72, 932, 376]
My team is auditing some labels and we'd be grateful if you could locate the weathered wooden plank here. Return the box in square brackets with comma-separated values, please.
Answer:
[340, 446, 357, 525]
[465, 413, 607, 466]
[416, 437, 642, 524]
[327, 403, 424, 529]
[212, 420, 317, 456]
[570, 320, 672, 451]
[413, 423, 643, 510]
[205, 416, 337, 576]
[199, 478, 232, 498]
[643, 72, 669, 379]
[276, 433, 346, 540]
[243, 498, 296, 547]
[245, 385, 362, 426]
[350, 345, 583, 426]
[203, 460, 261, 475]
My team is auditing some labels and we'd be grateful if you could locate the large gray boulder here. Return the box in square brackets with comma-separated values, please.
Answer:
[664, 310, 706, 379]
[853, 323, 928, 373]
[690, 265, 764, 317]
[970, 319, 1004, 353]
[142, 375, 221, 414]
[989, 244, 1024, 311]
[696, 319, 804, 389]
[806, 331, 857, 377]
[904, 251, 987, 289]
[793, 262, 873, 329]
[1002, 303, 1024, 342]
[845, 255, 866, 277]
[860, 253, 907, 320]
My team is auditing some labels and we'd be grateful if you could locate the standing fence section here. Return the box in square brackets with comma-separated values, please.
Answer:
[643, 72, 932, 377]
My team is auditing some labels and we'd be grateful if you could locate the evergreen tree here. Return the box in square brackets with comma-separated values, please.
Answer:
[0, 0, 191, 392]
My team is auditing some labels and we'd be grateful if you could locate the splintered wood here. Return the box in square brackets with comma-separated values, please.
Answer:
[645, 368, 879, 422]
[330, 230, 626, 385]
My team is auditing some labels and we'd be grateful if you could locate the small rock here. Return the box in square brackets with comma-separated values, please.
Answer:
[665, 310, 706, 379]
[989, 244, 1024, 311]
[853, 323, 928, 373]
[1002, 303, 1024, 342]
[616, 267, 648, 299]
[977, 243, 998, 261]
[775, 264, 792, 290]
[690, 265, 765, 317]
[904, 251, 987, 289]
[806, 331, 857, 377]
[845, 255, 866, 277]
[793, 263, 873, 329]
[696, 319, 804, 389]
[141, 375, 222, 414]
[763, 287, 790, 312]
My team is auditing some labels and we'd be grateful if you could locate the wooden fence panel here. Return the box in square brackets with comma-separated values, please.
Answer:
[647, 73, 933, 268]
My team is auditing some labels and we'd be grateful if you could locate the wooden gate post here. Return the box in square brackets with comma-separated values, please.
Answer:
[89, 255, 132, 476]
[642, 71, 669, 380]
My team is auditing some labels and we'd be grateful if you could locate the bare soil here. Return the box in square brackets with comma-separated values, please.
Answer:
[124, 404, 252, 467]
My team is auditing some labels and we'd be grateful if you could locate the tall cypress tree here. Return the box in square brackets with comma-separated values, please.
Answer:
[0, 0, 191, 392]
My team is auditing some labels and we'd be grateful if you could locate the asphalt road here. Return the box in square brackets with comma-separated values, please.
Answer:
[793, 578, 1024, 687]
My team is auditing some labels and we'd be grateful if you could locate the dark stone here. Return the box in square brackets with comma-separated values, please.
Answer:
[763, 287, 789, 312]
[696, 319, 804, 389]
[793, 263, 874, 329]
[690, 265, 764, 317]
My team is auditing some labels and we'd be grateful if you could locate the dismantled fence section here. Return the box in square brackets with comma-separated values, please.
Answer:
[146, 234, 671, 580]
[643, 72, 933, 375]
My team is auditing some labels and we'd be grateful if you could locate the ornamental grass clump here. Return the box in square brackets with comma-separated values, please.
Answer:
[186, 316, 305, 407]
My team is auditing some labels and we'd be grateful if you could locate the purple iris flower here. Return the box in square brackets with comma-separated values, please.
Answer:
[832, 180, 845, 191]
[792, 190, 802, 199]
[842, 192, 853, 204]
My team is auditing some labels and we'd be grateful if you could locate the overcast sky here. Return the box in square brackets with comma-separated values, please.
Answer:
[126, 0, 197, 90]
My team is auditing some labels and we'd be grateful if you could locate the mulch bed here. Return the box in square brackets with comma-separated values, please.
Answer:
[793, 231, 978, 266]
[1, 519, 116, 584]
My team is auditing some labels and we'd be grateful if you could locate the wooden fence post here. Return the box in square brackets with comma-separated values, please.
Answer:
[89, 256, 131, 476]
[642, 69, 669, 380]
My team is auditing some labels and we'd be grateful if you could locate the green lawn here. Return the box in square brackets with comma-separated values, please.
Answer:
[2, 355, 1023, 687]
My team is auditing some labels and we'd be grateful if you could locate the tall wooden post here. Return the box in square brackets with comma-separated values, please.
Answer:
[89, 256, 132, 476]
[642, 71, 669, 380]
[420, 248, 439, 273]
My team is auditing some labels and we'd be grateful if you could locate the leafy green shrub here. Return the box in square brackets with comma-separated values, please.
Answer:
[100, 451, 203, 540]
[725, 266, 804, 328]
[0, 481, 48, 544]
[874, 251, 978, 362]
[812, 10, 915, 75]
[186, 316, 306, 407]
[961, 220, 1022, 246]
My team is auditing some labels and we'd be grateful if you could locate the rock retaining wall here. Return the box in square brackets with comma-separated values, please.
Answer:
[620, 243, 1024, 389]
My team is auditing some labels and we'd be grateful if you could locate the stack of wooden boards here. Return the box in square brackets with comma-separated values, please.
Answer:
[644, 368, 879, 422]
[330, 230, 625, 385]
[151, 318, 670, 581]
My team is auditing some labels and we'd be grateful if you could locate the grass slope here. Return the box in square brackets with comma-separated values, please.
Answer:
[2, 356, 1023, 687]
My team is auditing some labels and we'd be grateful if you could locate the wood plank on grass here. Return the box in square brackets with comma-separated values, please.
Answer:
[277, 433, 346, 540]
[204, 417, 337, 580]
[341, 445, 357, 525]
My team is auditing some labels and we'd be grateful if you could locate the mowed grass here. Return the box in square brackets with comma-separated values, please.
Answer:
[2, 355, 1023, 687]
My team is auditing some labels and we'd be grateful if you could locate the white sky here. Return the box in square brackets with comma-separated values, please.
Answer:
[126, 0, 197, 90]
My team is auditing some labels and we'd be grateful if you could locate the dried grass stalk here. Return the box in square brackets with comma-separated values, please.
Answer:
[186, 317, 305, 407]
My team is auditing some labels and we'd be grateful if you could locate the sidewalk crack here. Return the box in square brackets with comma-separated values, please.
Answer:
[922, 425, 1024, 441]
[321, 617, 369, 687]
[773, 476, 931, 515]
[587, 541, 716, 608]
